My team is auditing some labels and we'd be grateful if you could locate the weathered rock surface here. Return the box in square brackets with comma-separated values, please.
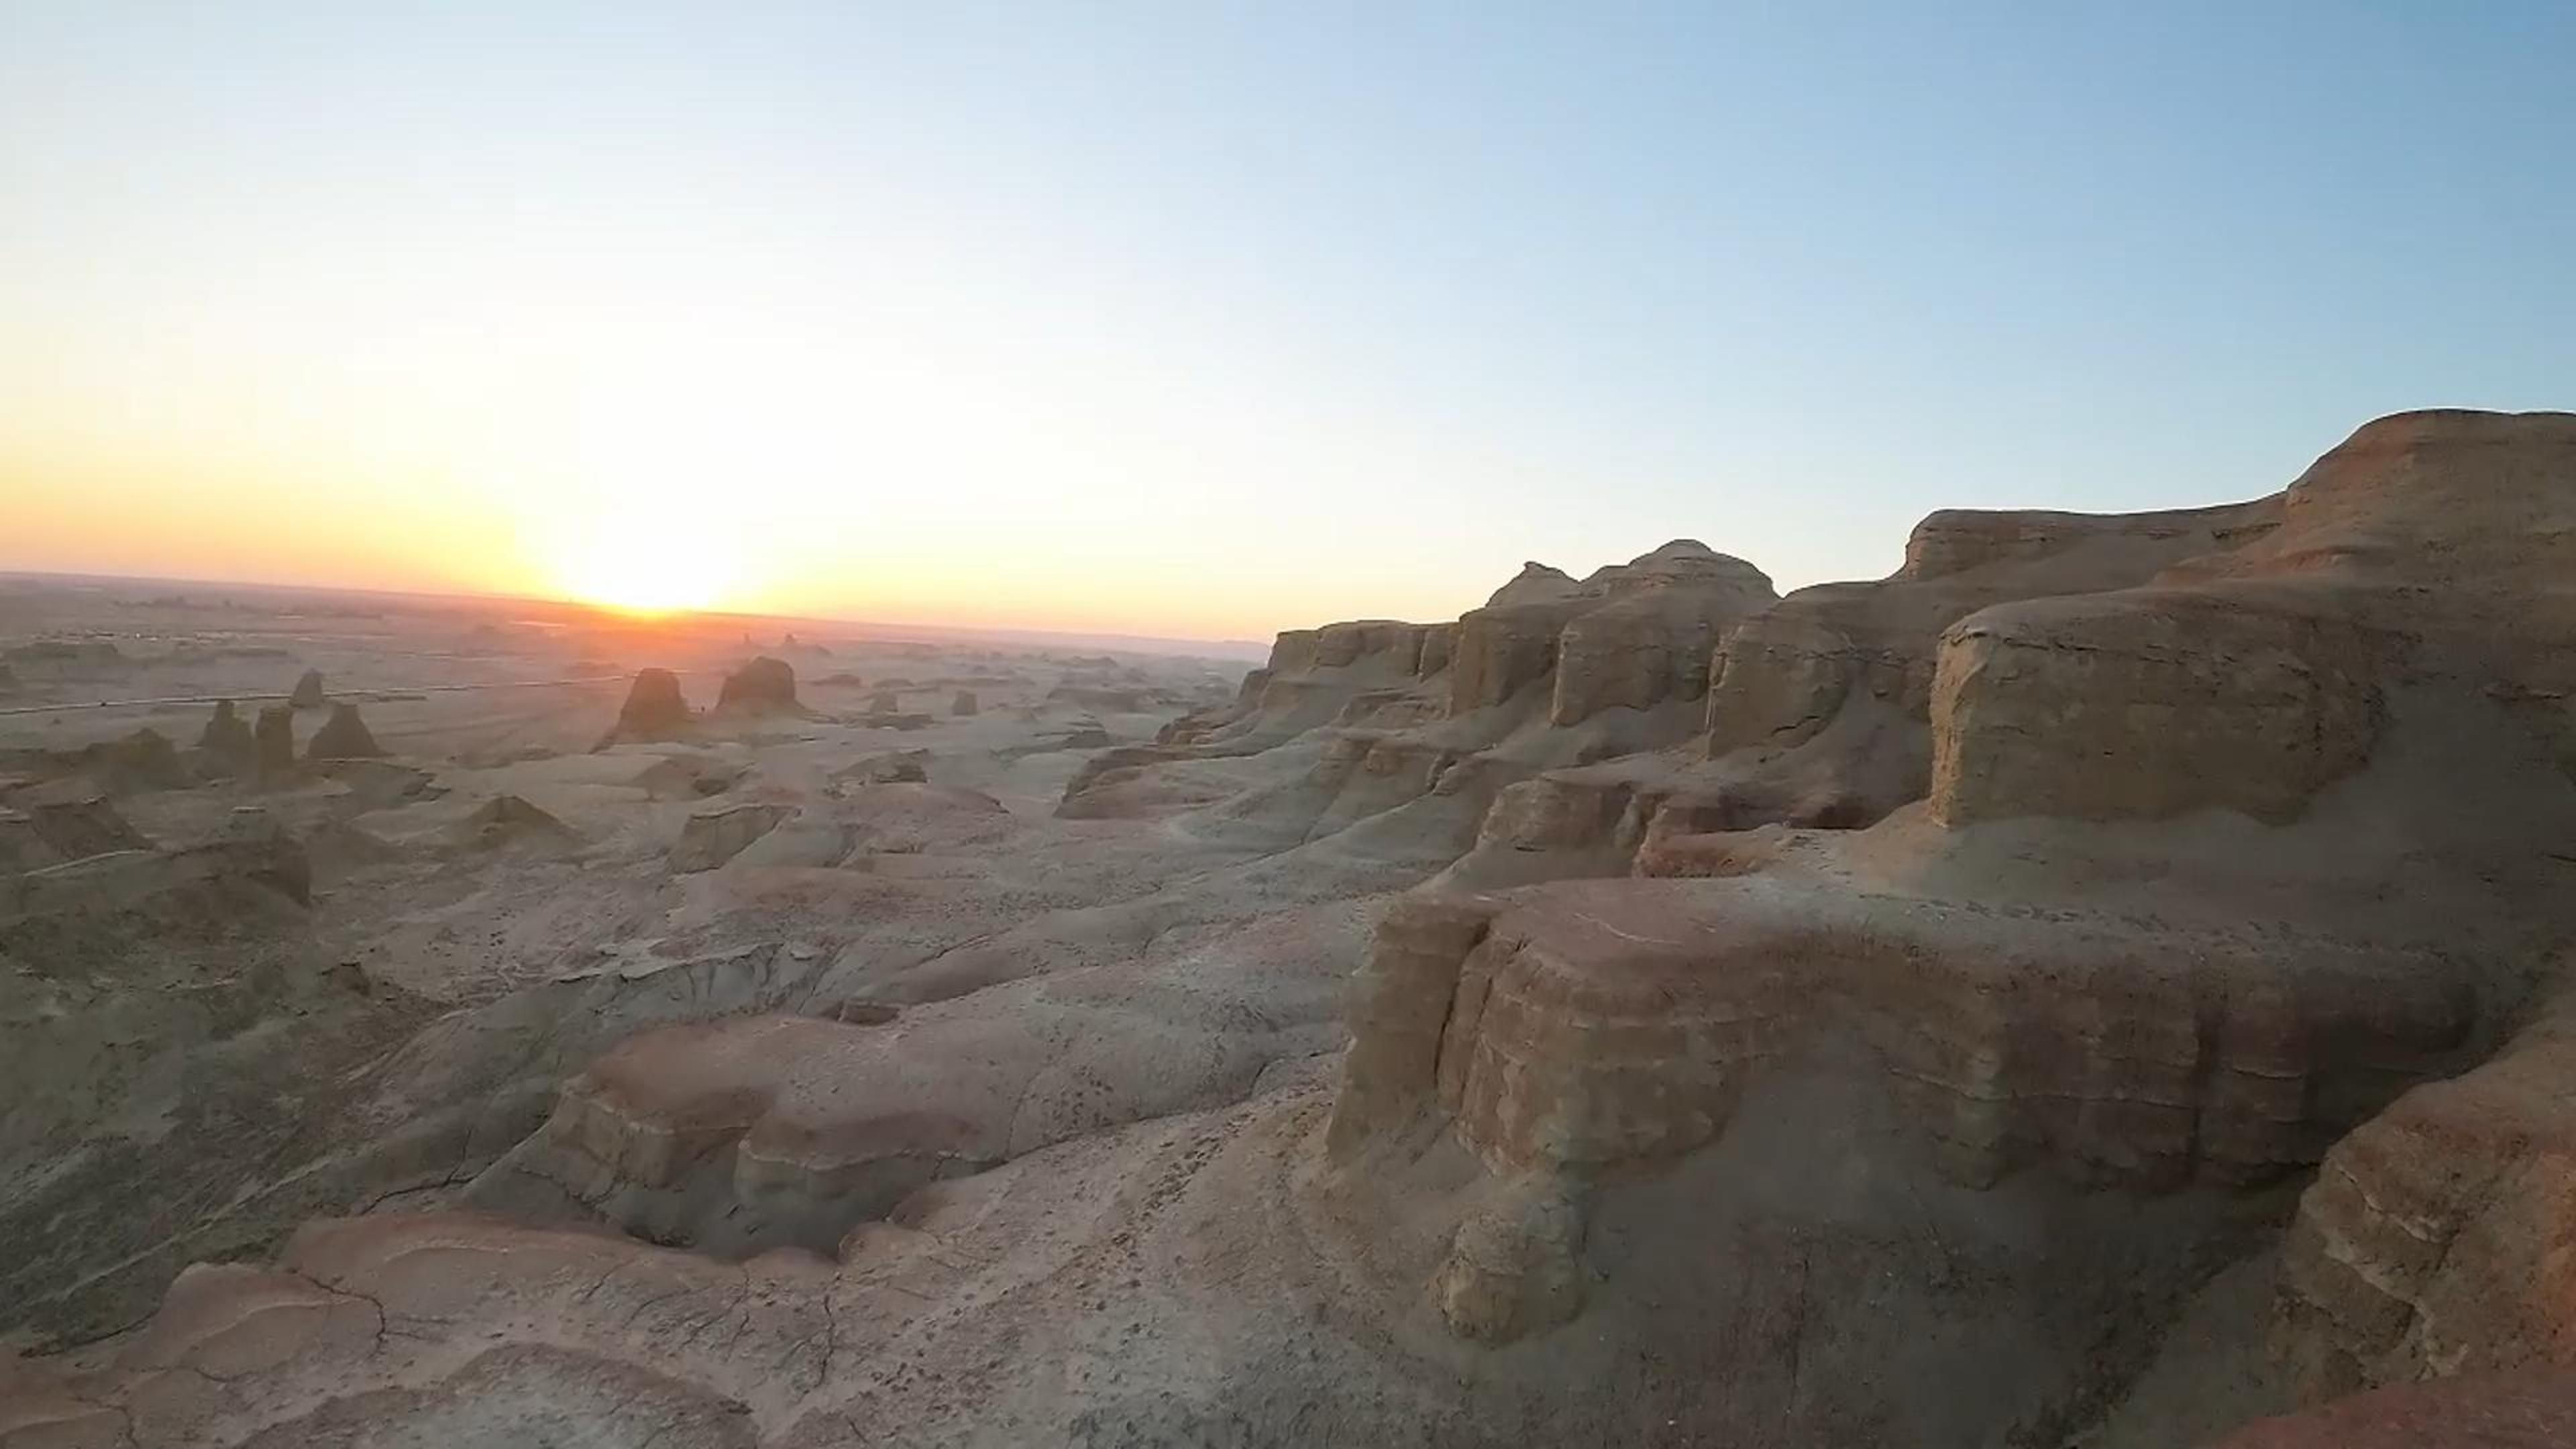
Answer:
[0, 793, 150, 871]
[1431, 1188, 1589, 1344]
[1548, 541, 1778, 724]
[669, 801, 792, 872]
[195, 699, 257, 767]
[304, 702, 386, 760]
[715, 655, 802, 715]
[2210, 1368, 2576, 1447]
[1332, 881, 2478, 1189]
[17, 409, 2576, 1448]
[604, 666, 692, 743]
[832, 749, 929, 786]
[448, 794, 578, 851]
[1928, 410, 2576, 827]
[1693, 498, 2279, 833]
[2273, 975, 2576, 1402]
[253, 704, 297, 777]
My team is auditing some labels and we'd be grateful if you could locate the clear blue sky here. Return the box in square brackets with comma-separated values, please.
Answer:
[3, 3, 2570, 637]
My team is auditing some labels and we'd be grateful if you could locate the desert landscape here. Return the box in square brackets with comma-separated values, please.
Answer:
[0, 408, 2571, 1445]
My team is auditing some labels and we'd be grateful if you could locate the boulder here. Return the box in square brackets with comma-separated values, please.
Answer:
[951, 690, 979, 716]
[305, 703, 386, 760]
[288, 669, 326, 709]
[1431, 1191, 1588, 1345]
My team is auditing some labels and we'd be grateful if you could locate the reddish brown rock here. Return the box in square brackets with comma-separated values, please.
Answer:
[1333, 881, 2474, 1191]
[2273, 981, 2576, 1403]
[2210, 1368, 2576, 1448]
[1548, 541, 1777, 724]
[1926, 411, 2576, 827]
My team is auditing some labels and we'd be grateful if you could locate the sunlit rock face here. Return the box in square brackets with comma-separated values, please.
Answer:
[1701, 498, 2281, 794]
[1445, 541, 1777, 724]
[1546, 541, 1776, 725]
[25, 410, 2576, 1449]
[1332, 883, 2475, 1189]
[2274, 983, 2576, 1405]
[1929, 409, 2576, 828]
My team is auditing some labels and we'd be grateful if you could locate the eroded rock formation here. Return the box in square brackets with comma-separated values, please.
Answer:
[716, 655, 803, 716]
[195, 699, 256, 767]
[15, 409, 2576, 1448]
[253, 704, 297, 778]
[305, 702, 386, 760]
[606, 666, 692, 744]
[669, 801, 792, 872]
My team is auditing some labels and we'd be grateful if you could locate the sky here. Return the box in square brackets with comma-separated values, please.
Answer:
[4, 3, 2571, 642]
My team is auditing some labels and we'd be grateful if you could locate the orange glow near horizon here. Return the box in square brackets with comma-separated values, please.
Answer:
[547, 517, 738, 617]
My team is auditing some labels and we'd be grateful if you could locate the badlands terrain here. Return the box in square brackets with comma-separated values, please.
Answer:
[5, 407, 2576, 1446]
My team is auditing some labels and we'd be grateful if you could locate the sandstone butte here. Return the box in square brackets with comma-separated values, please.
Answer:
[5, 409, 2576, 1446]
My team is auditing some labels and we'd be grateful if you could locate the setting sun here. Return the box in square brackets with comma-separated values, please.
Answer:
[550, 519, 735, 616]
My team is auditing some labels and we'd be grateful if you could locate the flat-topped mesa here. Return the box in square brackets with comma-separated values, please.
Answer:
[1161, 619, 1451, 750]
[1330, 885, 2474, 1195]
[716, 655, 803, 715]
[1927, 411, 2576, 827]
[1671, 498, 2283, 843]
[1897, 502, 2280, 582]
[1267, 620, 1446, 678]
[1707, 499, 2282, 757]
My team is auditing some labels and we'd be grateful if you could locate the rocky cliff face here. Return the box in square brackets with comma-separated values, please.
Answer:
[19, 410, 2576, 1448]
